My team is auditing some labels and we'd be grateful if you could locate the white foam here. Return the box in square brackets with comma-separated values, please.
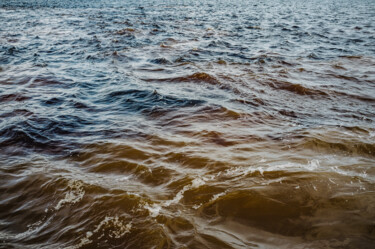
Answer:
[65, 216, 132, 249]
[93, 216, 132, 239]
[55, 180, 85, 211]
[223, 160, 322, 179]
[192, 190, 227, 210]
[15, 218, 51, 240]
[210, 191, 227, 202]
[144, 203, 162, 218]
[308, 159, 320, 170]
[65, 236, 92, 249]
[192, 204, 201, 210]
[145, 177, 206, 217]
[332, 165, 370, 180]
[223, 166, 259, 177]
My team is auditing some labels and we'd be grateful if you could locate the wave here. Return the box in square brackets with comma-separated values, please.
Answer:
[142, 72, 221, 86]
[265, 79, 329, 97]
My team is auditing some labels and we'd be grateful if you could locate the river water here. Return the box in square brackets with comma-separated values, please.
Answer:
[1, 0, 375, 248]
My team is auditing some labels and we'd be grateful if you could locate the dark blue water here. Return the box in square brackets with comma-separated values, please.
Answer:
[1, 0, 375, 248]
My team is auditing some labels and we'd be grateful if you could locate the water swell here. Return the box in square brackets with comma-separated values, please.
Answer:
[103, 89, 205, 113]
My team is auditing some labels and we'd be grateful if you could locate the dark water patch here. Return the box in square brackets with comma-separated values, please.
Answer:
[278, 109, 298, 118]
[70, 100, 91, 110]
[101, 89, 205, 114]
[0, 93, 30, 103]
[0, 113, 101, 157]
[42, 97, 64, 106]
[149, 57, 171, 65]
[200, 189, 312, 236]
[0, 109, 34, 118]
[0, 125, 68, 156]
[28, 77, 72, 88]
[197, 172, 375, 239]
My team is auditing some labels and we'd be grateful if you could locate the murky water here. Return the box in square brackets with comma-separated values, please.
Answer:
[1, 0, 375, 248]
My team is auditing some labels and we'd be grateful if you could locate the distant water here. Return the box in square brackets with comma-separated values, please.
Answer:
[1, 0, 375, 248]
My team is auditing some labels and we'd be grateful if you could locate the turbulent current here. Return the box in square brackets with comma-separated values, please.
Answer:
[0, 0, 375, 248]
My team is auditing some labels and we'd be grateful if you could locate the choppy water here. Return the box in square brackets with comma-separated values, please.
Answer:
[1, 0, 375, 248]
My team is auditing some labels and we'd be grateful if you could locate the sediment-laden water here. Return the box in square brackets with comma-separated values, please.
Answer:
[1, 0, 375, 248]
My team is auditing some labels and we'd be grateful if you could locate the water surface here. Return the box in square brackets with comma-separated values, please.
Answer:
[1, 0, 375, 248]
